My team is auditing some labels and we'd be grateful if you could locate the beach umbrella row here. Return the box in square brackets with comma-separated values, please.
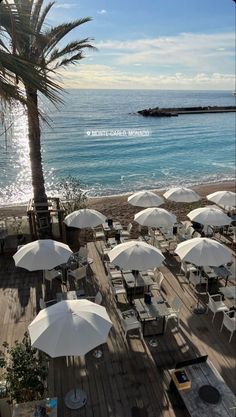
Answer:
[128, 187, 200, 207]
[128, 188, 235, 208]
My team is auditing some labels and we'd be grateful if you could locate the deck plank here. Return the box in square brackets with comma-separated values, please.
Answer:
[0, 241, 235, 417]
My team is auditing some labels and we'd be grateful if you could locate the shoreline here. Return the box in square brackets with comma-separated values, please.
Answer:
[0, 180, 235, 221]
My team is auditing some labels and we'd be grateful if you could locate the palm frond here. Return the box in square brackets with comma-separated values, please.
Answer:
[42, 17, 92, 56]
[36, 2, 55, 34]
[31, 0, 44, 30]
[53, 52, 85, 69]
[47, 39, 96, 66]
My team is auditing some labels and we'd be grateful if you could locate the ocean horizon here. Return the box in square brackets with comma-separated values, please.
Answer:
[0, 89, 235, 205]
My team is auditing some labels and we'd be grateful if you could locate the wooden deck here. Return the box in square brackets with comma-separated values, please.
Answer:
[0, 242, 235, 417]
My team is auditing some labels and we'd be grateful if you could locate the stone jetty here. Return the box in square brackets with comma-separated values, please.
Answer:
[138, 105, 236, 117]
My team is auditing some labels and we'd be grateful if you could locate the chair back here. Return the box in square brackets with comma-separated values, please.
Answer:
[39, 298, 46, 310]
[223, 311, 236, 331]
[95, 291, 103, 305]
[72, 265, 87, 280]
[171, 296, 182, 313]
[45, 269, 60, 281]
[155, 271, 164, 287]
[229, 260, 236, 280]
[79, 246, 88, 259]
[127, 223, 132, 233]
[207, 292, 217, 313]
[148, 228, 155, 237]
[181, 262, 188, 275]
[189, 270, 200, 286]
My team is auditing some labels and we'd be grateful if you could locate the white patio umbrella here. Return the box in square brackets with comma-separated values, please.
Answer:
[13, 239, 72, 270]
[64, 209, 106, 229]
[128, 190, 164, 207]
[108, 240, 165, 271]
[175, 237, 232, 267]
[207, 191, 236, 208]
[175, 237, 232, 313]
[28, 299, 112, 409]
[187, 206, 232, 226]
[163, 187, 201, 203]
[134, 207, 177, 228]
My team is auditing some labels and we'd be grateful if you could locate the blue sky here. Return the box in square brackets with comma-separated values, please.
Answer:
[48, 0, 235, 89]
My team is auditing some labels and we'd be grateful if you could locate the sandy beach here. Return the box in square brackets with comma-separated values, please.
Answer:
[0, 180, 235, 225]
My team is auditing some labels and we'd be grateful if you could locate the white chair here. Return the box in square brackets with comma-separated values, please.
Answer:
[39, 298, 46, 310]
[181, 262, 197, 278]
[150, 271, 164, 292]
[121, 223, 132, 238]
[95, 291, 103, 305]
[79, 246, 88, 261]
[165, 296, 183, 329]
[67, 265, 87, 288]
[44, 268, 62, 289]
[189, 270, 207, 288]
[206, 292, 228, 322]
[220, 310, 236, 342]
[117, 309, 142, 338]
[158, 240, 170, 252]
[147, 266, 159, 278]
[39, 298, 56, 310]
[109, 278, 126, 301]
[168, 240, 177, 254]
[93, 227, 105, 241]
[228, 260, 236, 281]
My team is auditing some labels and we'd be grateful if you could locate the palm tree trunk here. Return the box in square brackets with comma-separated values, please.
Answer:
[25, 84, 51, 238]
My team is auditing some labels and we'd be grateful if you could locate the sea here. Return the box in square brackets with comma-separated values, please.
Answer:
[0, 89, 235, 206]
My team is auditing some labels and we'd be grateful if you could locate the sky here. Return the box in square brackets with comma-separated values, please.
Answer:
[47, 0, 236, 90]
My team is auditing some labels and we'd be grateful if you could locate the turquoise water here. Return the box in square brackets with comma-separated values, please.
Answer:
[0, 89, 235, 204]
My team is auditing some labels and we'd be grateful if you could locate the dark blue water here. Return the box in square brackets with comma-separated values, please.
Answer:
[0, 89, 235, 204]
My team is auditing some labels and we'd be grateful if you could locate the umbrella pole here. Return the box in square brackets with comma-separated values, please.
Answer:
[64, 356, 87, 409]
[194, 267, 207, 314]
[73, 357, 77, 400]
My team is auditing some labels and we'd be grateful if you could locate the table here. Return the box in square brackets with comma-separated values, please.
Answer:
[56, 290, 86, 302]
[107, 237, 125, 249]
[12, 398, 57, 417]
[170, 361, 235, 417]
[102, 221, 123, 232]
[134, 296, 170, 336]
[123, 271, 153, 302]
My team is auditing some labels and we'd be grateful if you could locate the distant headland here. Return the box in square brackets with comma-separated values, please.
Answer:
[137, 105, 236, 117]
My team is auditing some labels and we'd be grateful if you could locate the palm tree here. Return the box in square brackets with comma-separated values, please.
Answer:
[0, 0, 94, 237]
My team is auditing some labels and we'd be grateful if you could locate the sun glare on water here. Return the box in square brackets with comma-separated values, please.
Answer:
[0, 104, 32, 205]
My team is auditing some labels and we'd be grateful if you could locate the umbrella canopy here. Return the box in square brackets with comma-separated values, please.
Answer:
[163, 187, 200, 203]
[207, 191, 236, 208]
[64, 209, 106, 229]
[28, 300, 112, 357]
[128, 190, 164, 207]
[108, 240, 165, 270]
[134, 207, 176, 228]
[13, 239, 72, 271]
[175, 237, 232, 266]
[187, 206, 232, 226]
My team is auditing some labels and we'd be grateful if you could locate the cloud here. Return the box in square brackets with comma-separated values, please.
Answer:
[95, 32, 235, 73]
[55, 64, 235, 90]
[97, 9, 107, 14]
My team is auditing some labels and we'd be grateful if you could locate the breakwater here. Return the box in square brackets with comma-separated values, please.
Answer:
[138, 105, 236, 117]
